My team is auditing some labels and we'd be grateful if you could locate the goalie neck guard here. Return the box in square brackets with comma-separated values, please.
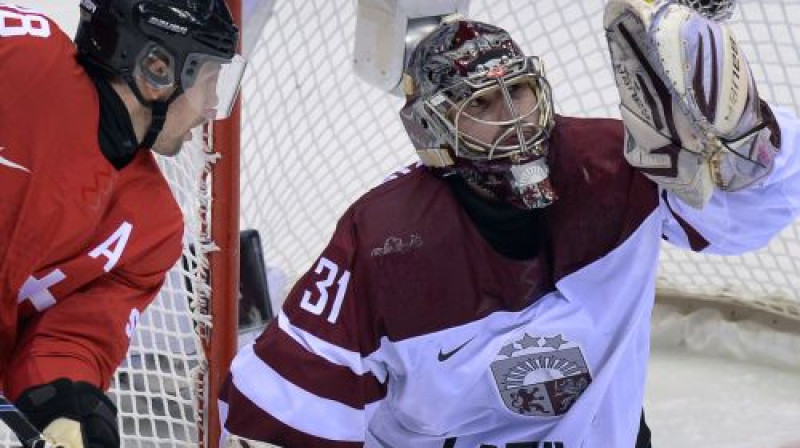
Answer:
[400, 19, 557, 209]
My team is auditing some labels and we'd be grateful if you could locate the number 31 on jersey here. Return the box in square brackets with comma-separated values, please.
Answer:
[299, 257, 351, 324]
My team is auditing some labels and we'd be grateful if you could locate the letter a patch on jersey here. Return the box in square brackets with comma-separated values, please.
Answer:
[89, 221, 133, 272]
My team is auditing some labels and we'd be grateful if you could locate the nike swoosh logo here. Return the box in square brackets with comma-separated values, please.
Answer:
[437, 337, 475, 362]
[0, 147, 30, 173]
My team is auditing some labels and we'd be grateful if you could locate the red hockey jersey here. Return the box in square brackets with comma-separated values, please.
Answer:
[0, 5, 183, 400]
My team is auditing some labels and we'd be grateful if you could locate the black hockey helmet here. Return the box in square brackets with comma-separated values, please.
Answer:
[76, 0, 238, 89]
[75, 0, 244, 126]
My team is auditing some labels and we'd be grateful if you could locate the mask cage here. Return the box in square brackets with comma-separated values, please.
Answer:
[422, 56, 555, 161]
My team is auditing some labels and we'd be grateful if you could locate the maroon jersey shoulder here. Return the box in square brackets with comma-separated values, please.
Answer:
[546, 116, 659, 279]
[339, 166, 554, 343]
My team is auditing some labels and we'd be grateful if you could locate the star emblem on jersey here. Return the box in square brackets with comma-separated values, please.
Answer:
[490, 333, 592, 417]
[0, 147, 30, 173]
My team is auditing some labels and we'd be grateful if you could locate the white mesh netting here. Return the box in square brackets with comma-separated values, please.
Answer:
[241, 0, 800, 320]
[107, 135, 216, 447]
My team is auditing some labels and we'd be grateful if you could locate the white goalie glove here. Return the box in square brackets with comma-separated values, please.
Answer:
[604, 0, 781, 208]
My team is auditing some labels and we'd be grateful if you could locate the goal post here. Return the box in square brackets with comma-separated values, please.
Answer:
[206, 5, 243, 441]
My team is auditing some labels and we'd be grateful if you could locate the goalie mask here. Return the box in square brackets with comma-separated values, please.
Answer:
[400, 20, 557, 209]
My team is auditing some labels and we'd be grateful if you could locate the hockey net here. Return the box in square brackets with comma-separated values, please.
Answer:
[2, 1, 798, 447]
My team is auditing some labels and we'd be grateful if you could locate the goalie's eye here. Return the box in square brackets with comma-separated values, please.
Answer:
[466, 97, 489, 111]
[509, 83, 527, 98]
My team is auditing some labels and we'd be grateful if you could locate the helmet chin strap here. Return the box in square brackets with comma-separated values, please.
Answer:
[139, 100, 170, 150]
[125, 75, 182, 150]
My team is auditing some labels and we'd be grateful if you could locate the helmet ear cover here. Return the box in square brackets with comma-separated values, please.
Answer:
[136, 44, 176, 89]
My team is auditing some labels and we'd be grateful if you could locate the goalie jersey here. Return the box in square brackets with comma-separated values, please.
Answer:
[0, 6, 183, 400]
[221, 111, 800, 447]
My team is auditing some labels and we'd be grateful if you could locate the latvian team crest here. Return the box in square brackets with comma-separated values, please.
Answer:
[490, 333, 592, 417]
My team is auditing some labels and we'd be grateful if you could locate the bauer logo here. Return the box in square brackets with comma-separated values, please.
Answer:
[490, 333, 592, 417]
[80, 0, 97, 13]
[148, 17, 188, 34]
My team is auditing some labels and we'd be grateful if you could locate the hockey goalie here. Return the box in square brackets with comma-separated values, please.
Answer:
[219, 1, 800, 447]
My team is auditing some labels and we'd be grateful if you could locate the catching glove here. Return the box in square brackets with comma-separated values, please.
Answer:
[604, 0, 780, 208]
[15, 378, 120, 448]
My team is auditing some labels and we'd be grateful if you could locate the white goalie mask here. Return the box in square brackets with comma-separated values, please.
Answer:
[400, 20, 557, 209]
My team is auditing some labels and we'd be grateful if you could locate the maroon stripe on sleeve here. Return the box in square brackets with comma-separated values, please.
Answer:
[223, 379, 365, 448]
[254, 323, 387, 409]
[661, 190, 710, 251]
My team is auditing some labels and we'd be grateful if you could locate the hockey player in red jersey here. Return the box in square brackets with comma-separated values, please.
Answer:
[0, 1, 243, 446]
[220, 1, 799, 447]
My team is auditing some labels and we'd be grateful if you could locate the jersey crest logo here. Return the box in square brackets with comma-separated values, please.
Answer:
[490, 333, 592, 417]
[0, 147, 30, 173]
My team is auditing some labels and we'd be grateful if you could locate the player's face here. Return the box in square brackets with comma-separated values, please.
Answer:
[151, 62, 222, 157]
[454, 81, 542, 158]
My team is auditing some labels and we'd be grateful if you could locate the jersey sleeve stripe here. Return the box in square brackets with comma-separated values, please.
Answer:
[278, 309, 384, 378]
[255, 323, 387, 408]
[221, 373, 365, 447]
[229, 343, 368, 442]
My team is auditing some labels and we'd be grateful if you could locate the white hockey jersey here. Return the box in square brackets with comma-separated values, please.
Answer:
[220, 110, 800, 448]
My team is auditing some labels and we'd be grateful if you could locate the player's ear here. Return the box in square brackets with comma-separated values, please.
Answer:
[136, 51, 178, 101]
[144, 56, 172, 86]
